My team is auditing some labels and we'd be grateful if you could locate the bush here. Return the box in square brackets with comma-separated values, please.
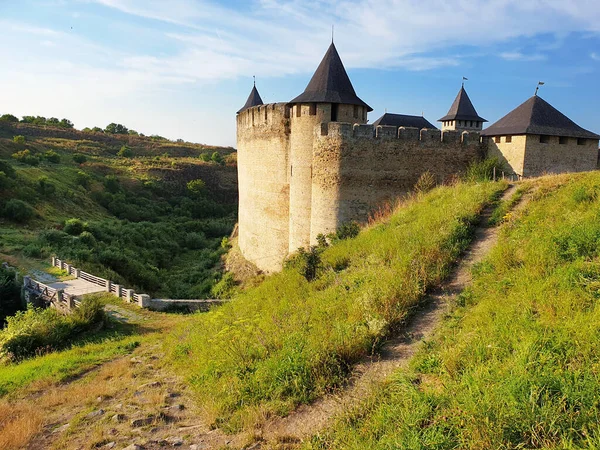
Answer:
[13, 135, 26, 144]
[75, 170, 91, 188]
[0, 114, 19, 122]
[211, 272, 236, 299]
[2, 199, 35, 223]
[464, 157, 503, 182]
[22, 243, 45, 258]
[330, 221, 360, 242]
[43, 150, 61, 163]
[0, 265, 23, 325]
[414, 171, 436, 195]
[0, 298, 106, 362]
[285, 246, 323, 281]
[103, 175, 120, 193]
[73, 153, 87, 164]
[199, 153, 211, 162]
[117, 145, 133, 157]
[36, 176, 56, 196]
[187, 179, 206, 195]
[211, 152, 223, 164]
[104, 123, 128, 134]
[12, 149, 39, 166]
[64, 218, 85, 236]
[0, 160, 16, 178]
[0, 172, 10, 190]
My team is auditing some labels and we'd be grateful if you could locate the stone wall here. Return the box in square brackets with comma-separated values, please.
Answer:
[523, 135, 599, 177]
[310, 123, 484, 242]
[236, 103, 291, 272]
[486, 135, 527, 176]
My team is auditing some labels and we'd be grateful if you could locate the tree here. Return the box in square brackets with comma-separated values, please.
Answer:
[2, 199, 35, 223]
[12, 150, 39, 166]
[211, 152, 223, 165]
[91, 127, 104, 133]
[20, 116, 35, 124]
[103, 175, 120, 193]
[117, 145, 133, 157]
[104, 123, 129, 134]
[187, 179, 206, 196]
[0, 265, 22, 325]
[43, 150, 61, 163]
[37, 176, 56, 196]
[47, 117, 60, 125]
[59, 118, 74, 129]
[128, 130, 139, 136]
[0, 114, 18, 122]
[13, 135, 25, 144]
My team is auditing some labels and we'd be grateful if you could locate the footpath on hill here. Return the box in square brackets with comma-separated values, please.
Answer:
[0, 184, 525, 450]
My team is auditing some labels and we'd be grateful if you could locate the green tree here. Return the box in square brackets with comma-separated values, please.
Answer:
[0, 265, 22, 325]
[59, 118, 74, 129]
[12, 150, 39, 166]
[43, 150, 61, 163]
[211, 152, 223, 164]
[72, 154, 87, 164]
[36, 176, 56, 196]
[104, 123, 129, 134]
[0, 114, 18, 122]
[117, 145, 133, 157]
[91, 127, 104, 133]
[103, 175, 120, 193]
[12, 135, 25, 144]
[2, 199, 35, 223]
[187, 179, 206, 196]
[199, 152, 211, 162]
[20, 116, 35, 124]
[75, 170, 91, 188]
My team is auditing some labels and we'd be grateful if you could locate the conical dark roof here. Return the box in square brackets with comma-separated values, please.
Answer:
[237, 84, 264, 114]
[481, 96, 599, 139]
[372, 113, 437, 130]
[438, 86, 486, 122]
[289, 43, 372, 111]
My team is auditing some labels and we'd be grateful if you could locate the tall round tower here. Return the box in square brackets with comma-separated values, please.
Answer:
[287, 42, 372, 253]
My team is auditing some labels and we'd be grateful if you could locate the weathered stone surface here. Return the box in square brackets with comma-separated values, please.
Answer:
[130, 416, 155, 427]
[112, 413, 126, 423]
[86, 409, 105, 419]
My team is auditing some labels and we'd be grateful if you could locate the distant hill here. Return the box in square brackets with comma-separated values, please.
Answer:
[0, 120, 238, 299]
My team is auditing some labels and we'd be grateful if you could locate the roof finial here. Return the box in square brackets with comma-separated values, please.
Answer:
[253, 75, 256, 87]
[462, 76, 468, 88]
[331, 24, 334, 43]
[534, 81, 545, 96]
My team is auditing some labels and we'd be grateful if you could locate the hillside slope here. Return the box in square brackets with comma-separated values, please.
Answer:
[0, 124, 238, 299]
[315, 172, 600, 449]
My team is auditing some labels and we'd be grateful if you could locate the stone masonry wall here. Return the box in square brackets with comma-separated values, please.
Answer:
[310, 123, 483, 242]
[522, 135, 599, 177]
[486, 135, 527, 176]
[236, 103, 291, 272]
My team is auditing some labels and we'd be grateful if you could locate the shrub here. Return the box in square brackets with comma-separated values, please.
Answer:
[211, 272, 236, 299]
[103, 175, 120, 193]
[2, 199, 35, 223]
[36, 176, 56, 196]
[211, 152, 224, 164]
[0, 160, 16, 178]
[187, 179, 206, 195]
[64, 218, 85, 236]
[0, 114, 19, 122]
[13, 135, 26, 144]
[104, 123, 129, 134]
[117, 145, 133, 157]
[332, 221, 360, 241]
[0, 298, 106, 362]
[464, 157, 503, 182]
[43, 150, 61, 163]
[0, 172, 9, 190]
[199, 152, 211, 162]
[12, 149, 39, 166]
[79, 231, 97, 247]
[285, 246, 323, 281]
[75, 170, 91, 188]
[0, 265, 22, 325]
[414, 171, 436, 195]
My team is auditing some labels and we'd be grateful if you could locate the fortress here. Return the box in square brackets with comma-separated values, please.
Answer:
[237, 43, 600, 273]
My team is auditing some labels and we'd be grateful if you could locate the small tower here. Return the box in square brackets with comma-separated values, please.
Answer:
[237, 80, 264, 114]
[438, 85, 486, 132]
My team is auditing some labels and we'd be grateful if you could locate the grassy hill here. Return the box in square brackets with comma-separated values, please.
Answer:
[312, 172, 600, 449]
[0, 122, 238, 299]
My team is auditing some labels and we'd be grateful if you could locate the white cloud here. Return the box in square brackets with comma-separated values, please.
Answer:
[500, 52, 547, 61]
[592, 52, 600, 61]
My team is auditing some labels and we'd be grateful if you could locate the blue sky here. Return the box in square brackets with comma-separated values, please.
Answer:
[1, 0, 599, 147]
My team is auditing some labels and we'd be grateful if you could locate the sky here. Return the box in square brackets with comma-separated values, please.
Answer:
[1, 0, 599, 147]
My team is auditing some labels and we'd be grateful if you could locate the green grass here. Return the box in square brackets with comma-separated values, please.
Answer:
[312, 172, 600, 449]
[167, 181, 505, 431]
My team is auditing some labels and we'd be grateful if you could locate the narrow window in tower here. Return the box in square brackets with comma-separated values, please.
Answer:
[494, 136, 501, 144]
[506, 135, 512, 143]
[577, 138, 586, 145]
[353, 105, 358, 119]
[264, 107, 268, 120]
[540, 135, 550, 144]
[559, 136, 568, 144]
[331, 104, 339, 122]
[296, 104, 301, 118]
[251, 108, 255, 126]
[309, 103, 317, 116]
[290, 165, 293, 177]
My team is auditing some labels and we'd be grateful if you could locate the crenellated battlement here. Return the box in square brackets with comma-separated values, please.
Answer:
[319, 122, 482, 146]
[236, 102, 290, 129]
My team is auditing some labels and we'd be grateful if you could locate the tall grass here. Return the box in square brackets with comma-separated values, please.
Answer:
[168, 181, 504, 430]
[313, 172, 600, 449]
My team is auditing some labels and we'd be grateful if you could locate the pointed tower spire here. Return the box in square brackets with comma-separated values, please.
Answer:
[438, 85, 486, 131]
[237, 80, 264, 114]
[289, 42, 372, 111]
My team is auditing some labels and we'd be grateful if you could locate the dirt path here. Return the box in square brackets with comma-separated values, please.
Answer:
[253, 184, 521, 447]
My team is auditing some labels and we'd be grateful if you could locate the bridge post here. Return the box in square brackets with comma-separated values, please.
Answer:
[51, 256, 56, 267]
[114, 284, 121, 298]
[138, 294, 150, 308]
[126, 289, 134, 303]
[56, 289, 64, 306]
[105, 280, 112, 292]
[74, 268, 80, 278]
[67, 295, 75, 310]
[65, 264, 71, 275]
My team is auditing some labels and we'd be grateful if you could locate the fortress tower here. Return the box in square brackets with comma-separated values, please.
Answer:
[439, 85, 486, 132]
[287, 42, 372, 251]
